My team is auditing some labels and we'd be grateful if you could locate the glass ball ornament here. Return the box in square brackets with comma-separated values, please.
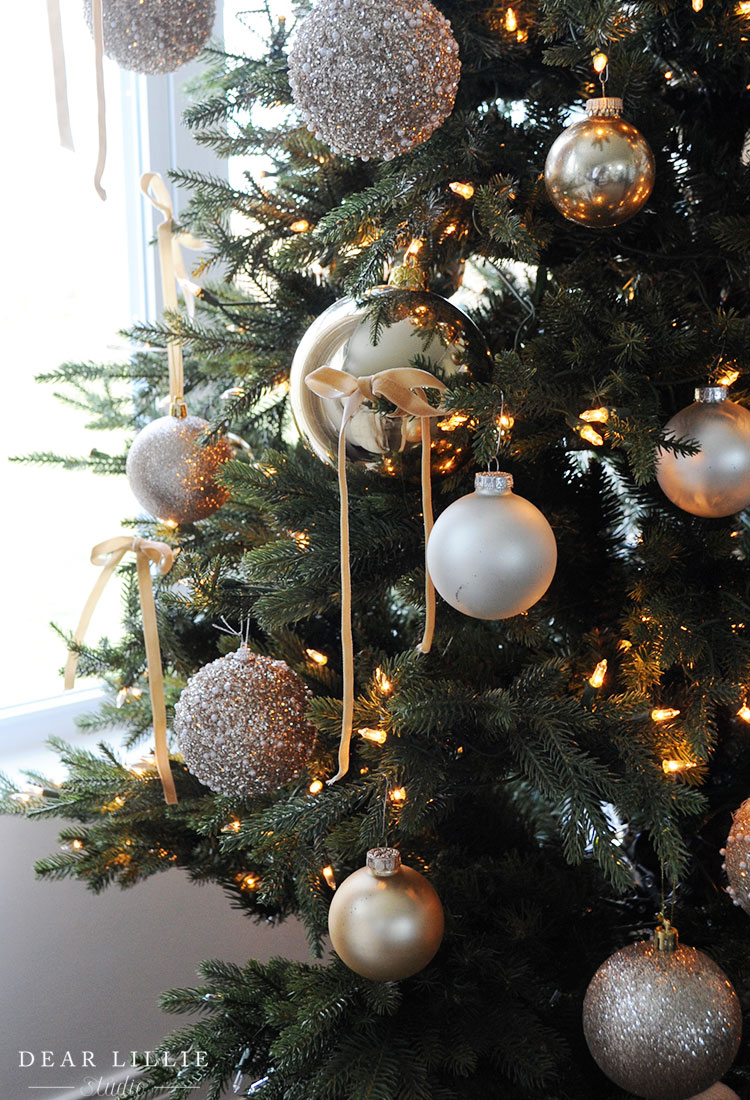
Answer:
[173, 646, 317, 798]
[126, 414, 231, 525]
[656, 386, 750, 518]
[722, 797, 750, 915]
[425, 471, 557, 619]
[328, 847, 444, 981]
[544, 97, 655, 228]
[287, 0, 460, 161]
[289, 289, 491, 477]
[583, 927, 742, 1100]
[83, 0, 215, 75]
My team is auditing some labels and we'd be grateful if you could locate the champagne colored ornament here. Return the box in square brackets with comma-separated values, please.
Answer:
[126, 175, 231, 525]
[328, 847, 444, 980]
[287, 0, 460, 161]
[83, 0, 215, 74]
[126, 415, 230, 525]
[544, 97, 655, 227]
[174, 646, 317, 798]
[656, 387, 750, 518]
[688, 1086, 739, 1100]
[290, 289, 491, 475]
[722, 797, 750, 915]
[583, 920, 742, 1100]
[426, 471, 557, 619]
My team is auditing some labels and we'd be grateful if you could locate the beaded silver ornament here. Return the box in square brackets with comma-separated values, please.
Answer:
[83, 0, 215, 75]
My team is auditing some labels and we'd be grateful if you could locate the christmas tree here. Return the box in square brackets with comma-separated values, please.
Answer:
[5, 0, 750, 1096]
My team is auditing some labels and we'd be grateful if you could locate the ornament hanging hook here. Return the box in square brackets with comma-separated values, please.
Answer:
[487, 392, 506, 473]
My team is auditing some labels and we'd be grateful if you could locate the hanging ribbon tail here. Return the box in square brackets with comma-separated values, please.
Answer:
[141, 172, 190, 407]
[46, 0, 74, 151]
[65, 536, 177, 805]
[92, 0, 107, 200]
[305, 364, 448, 783]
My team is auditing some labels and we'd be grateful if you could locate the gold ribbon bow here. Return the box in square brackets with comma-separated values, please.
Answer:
[141, 172, 205, 415]
[65, 537, 178, 805]
[305, 365, 447, 784]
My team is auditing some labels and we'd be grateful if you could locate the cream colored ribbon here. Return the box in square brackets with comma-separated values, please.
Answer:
[305, 366, 447, 783]
[65, 537, 178, 805]
[92, 0, 107, 200]
[46, 0, 74, 151]
[141, 173, 205, 412]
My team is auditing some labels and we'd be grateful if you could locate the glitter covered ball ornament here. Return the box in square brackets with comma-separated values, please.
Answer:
[83, 0, 215, 75]
[722, 797, 750, 915]
[426, 471, 557, 619]
[545, 97, 655, 227]
[173, 647, 317, 798]
[328, 847, 444, 981]
[583, 922, 742, 1100]
[289, 289, 491, 476]
[126, 414, 231, 525]
[656, 386, 750, 518]
[287, 0, 460, 161]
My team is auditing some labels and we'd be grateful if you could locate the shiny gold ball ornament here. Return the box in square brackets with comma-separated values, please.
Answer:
[83, 0, 215, 75]
[583, 924, 742, 1100]
[328, 847, 444, 981]
[126, 414, 231, 525]
[173, 646, 317, 798]
[425, 471, 557, 619]
[287, 0, 460, 161]
[289, 289, 491, 476]
[544, 97, 655, 227]
[656, 387, 750, 518]
[722, 797, 750, 915]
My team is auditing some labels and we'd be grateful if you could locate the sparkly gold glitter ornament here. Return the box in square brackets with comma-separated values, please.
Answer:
[583, 920, 742, 1100]
[289, 289, 491, 476]
[544, 97, 655, 227]
[426, 471, 557, 619]
[83, 0, 215, 75]
[328, 847, 444, 980]
[287, 0, 460, 161]
[126, 414, 231, 525]
[722, 797, 750, 915]
[656, 387, 750, 518]
[173, 646, 317, 798]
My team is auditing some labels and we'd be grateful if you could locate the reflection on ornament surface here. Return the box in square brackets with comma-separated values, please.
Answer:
[583, 936, 741, 1100]
[126, 414, 230, 525]
[290, 289, 491, 476]
[545, 98, 655, 228]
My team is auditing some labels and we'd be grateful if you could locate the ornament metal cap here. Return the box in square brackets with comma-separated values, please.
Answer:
[696, 385, 728, 404]
[367, 847, 402, 877]
[585, 96, 623, 118]
[169, 398, 188, 418]
[474, 471, 514, 494]
[654, 916, 679, 953]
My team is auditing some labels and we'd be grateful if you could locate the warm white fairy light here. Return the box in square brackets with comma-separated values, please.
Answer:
[358, 727, 387, 745]
[589, 659, 607, 689]
[651, 707, 681, 722]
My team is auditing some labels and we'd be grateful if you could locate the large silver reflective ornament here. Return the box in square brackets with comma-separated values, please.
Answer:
[289, 288, 492, 476]
[545, 97, 655, 228]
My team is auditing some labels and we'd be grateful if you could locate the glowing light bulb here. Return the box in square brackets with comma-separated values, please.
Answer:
[716, 368, 740, 386]
[449, 181, 475, 200]
[651, 708, 681, 722]
[437, 412, 469, 431]
[223, 819, 242, 833]
[737, 704, 750, 723]
[305, 649, 328, 666]
[589, 659, 607, 689]
[505, 7, 517, 31]
[579, 425, 604, 446]
[579, 407, 609, 423]
[593, 52, 608, 74]
[662, 759, 696, 775]
[374, 667, 393, 694]
[497, 412, 515, 430]
[290, 219, 310, 233]
[389, 787, 407, 803]
[664, 70, 673, 80]
[405, 238, 424, 260]
[309, 779, 324, 794]
[692, 0, 703, 11]
[322, 865, 337, 890]
[358, 727, 387, 745]
[240, 873, 260, 891]
[72, 839, 83, 850]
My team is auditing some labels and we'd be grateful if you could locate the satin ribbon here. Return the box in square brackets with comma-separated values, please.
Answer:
[92, 0, 107, 200]
[65, 537, 178, 805]
[141, 173, 205, 412]
[305, 366, 447, 783]
[46, 0, 74, 151]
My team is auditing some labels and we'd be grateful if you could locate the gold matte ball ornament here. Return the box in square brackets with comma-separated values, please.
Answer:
[126, 414, 231, 525]
[583, 923, 742, 1100]
[656, 387, 750, 518]
[544, 97, 655, 228]
[328, 847, 445, 981]
[289, 288, 492, 477]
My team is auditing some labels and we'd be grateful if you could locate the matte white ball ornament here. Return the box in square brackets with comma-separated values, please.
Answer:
[425, 471, 557, 619]
[656, 386, 750, 518]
